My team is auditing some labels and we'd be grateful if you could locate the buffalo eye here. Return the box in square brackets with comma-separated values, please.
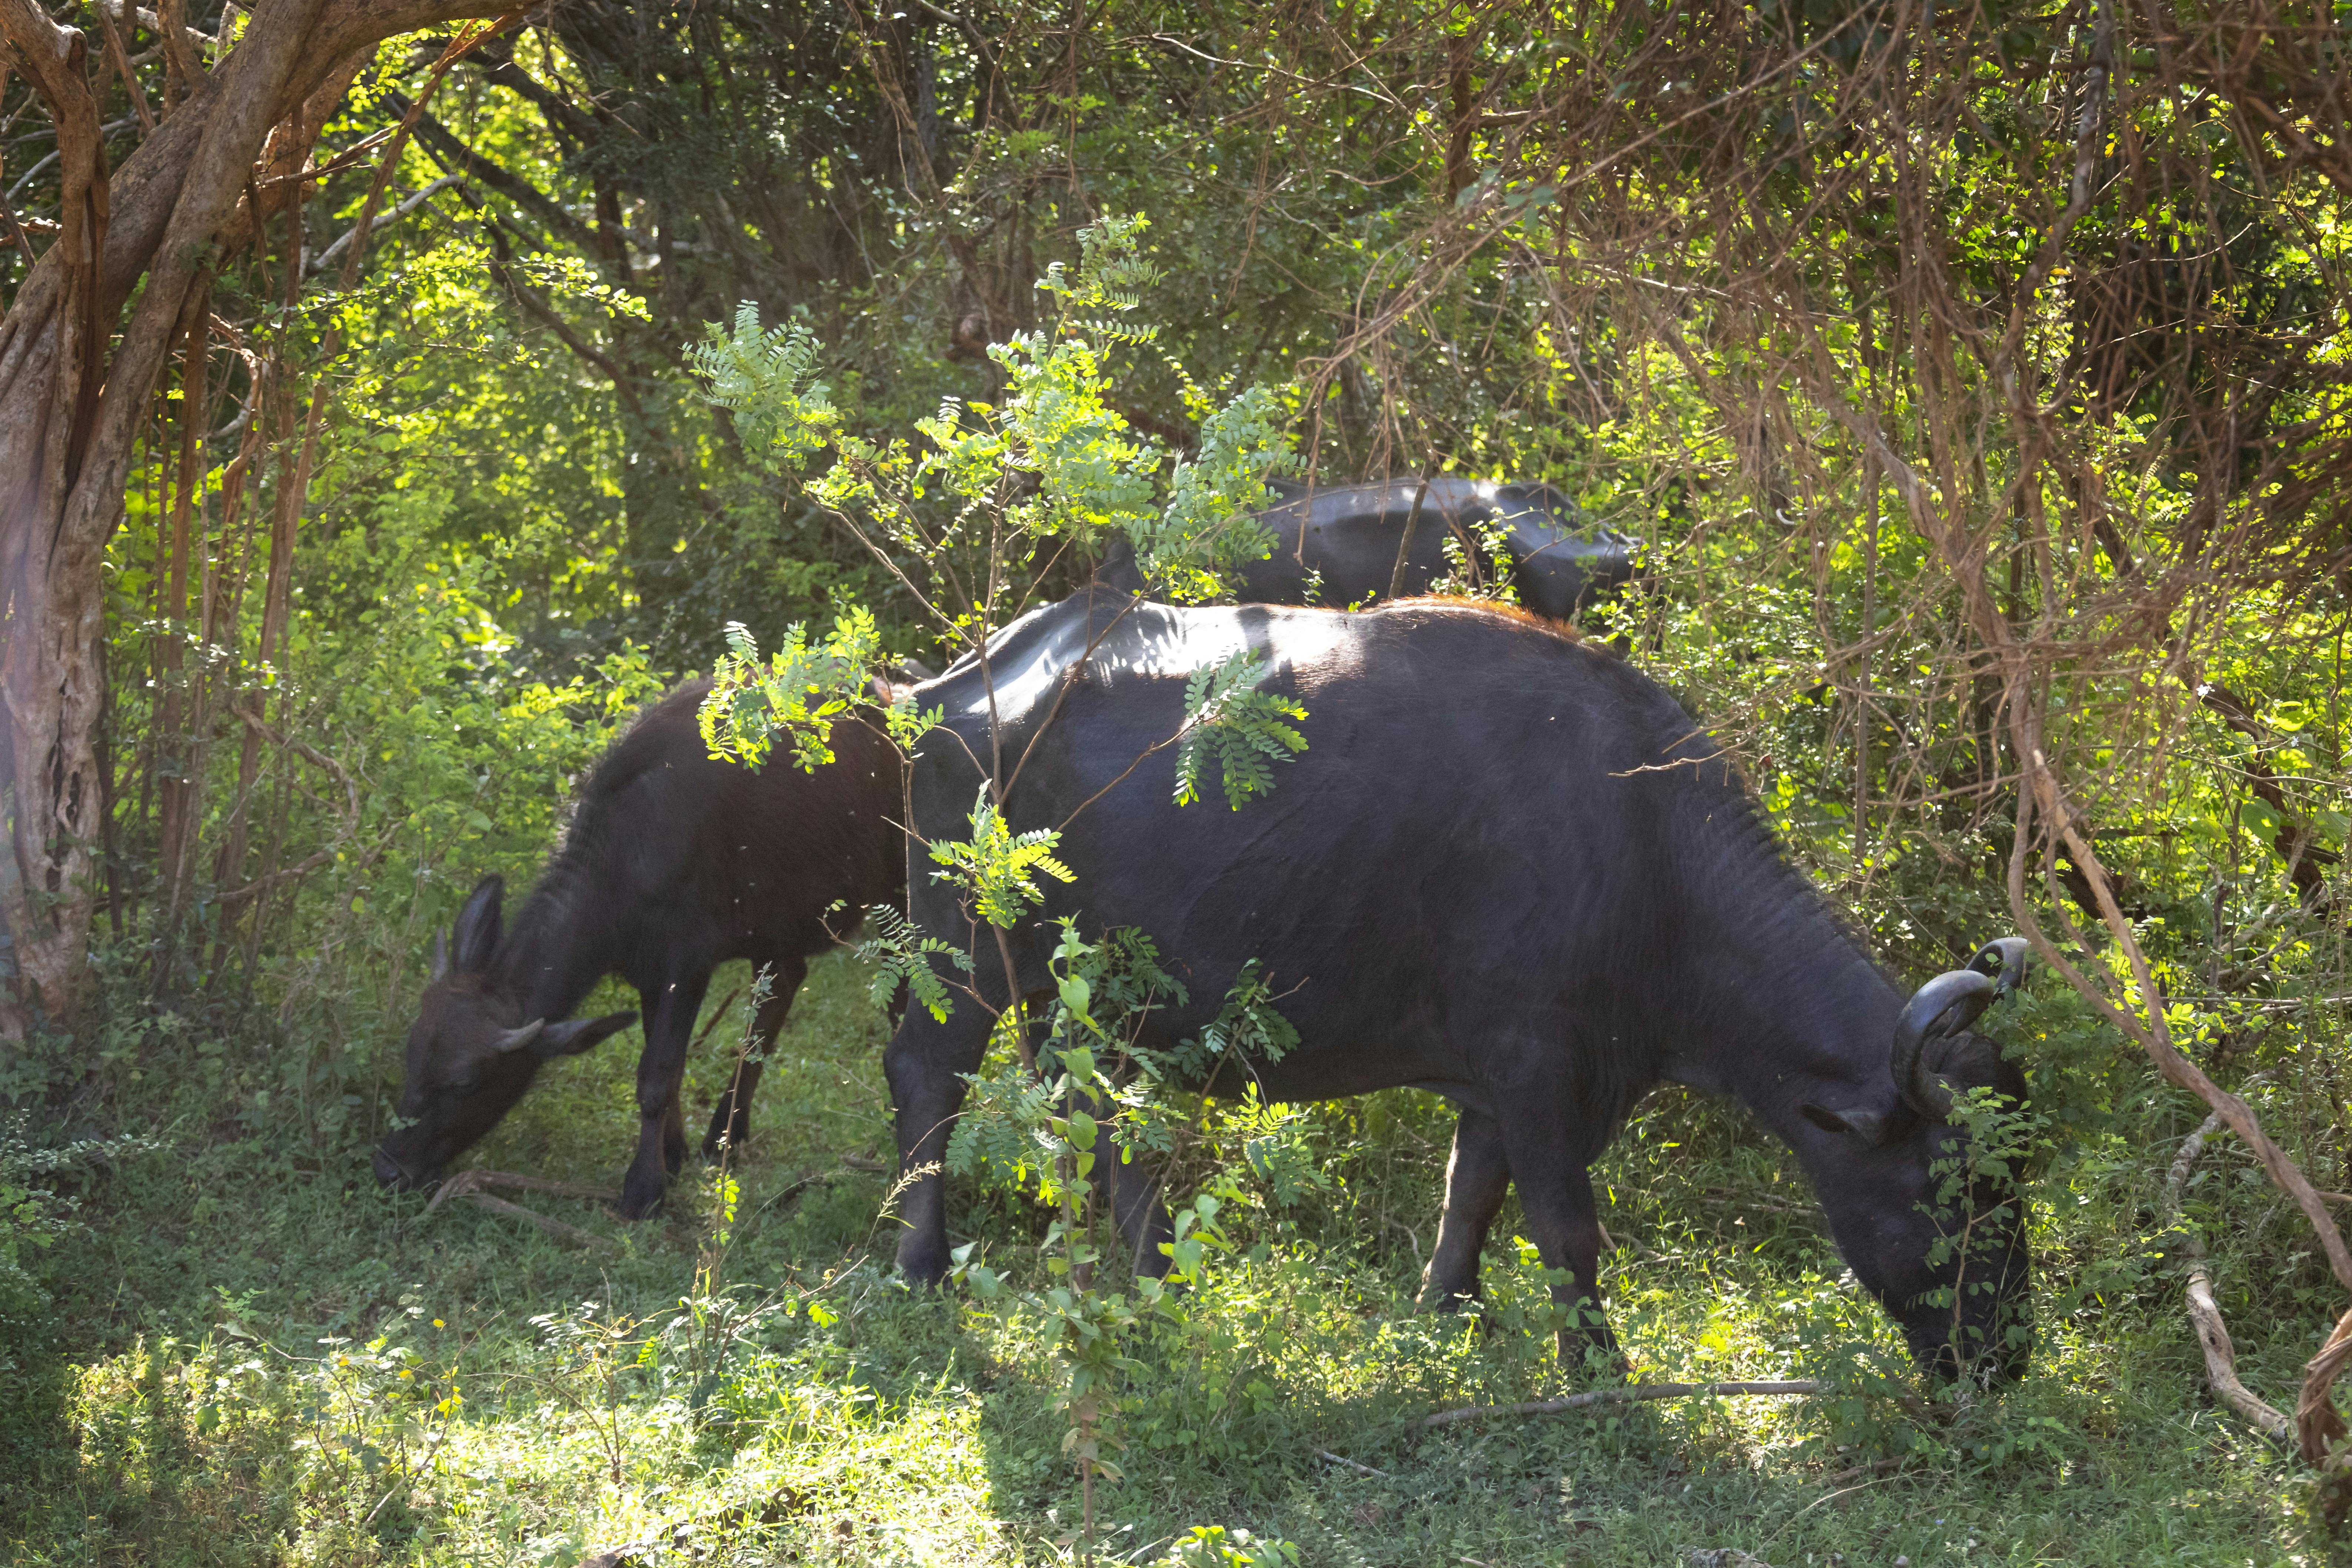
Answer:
[1800, 1101, 1893, 1145]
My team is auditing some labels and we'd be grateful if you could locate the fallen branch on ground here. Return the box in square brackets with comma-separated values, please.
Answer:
[425, 1170, 620, 1249]
[426, 1169, 619, 1212]
[1314, 1448, 1391, 1477]
[1423, 1379, 1830, 1429]
[2160, 1106, 2295, 1443]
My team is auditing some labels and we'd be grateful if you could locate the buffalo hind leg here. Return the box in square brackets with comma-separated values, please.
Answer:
[702, 958, 806, 1158]
[620, 971, 711, 1218]
[1421, 1107, 1513, 1311]
[1086, 1129, 1175, 1282]
[884, 1002, 994, 1285]
[1490, 1091, 1616, 1365]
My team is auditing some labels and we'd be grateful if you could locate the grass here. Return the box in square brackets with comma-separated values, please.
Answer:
[3, 949, 2342, 1566]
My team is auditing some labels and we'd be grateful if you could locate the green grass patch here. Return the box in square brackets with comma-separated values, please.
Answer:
[2, 952, 2338, 1565]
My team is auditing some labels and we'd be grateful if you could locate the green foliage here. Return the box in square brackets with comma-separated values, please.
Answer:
[0, 1123, 154, 1403]
[854, 905, 973, 1022]
[689, 211, 1297, 635]
[1430, 513, 1519, 603]
[1924, 1079, 2044, 1384]
[927, 786, 1075, 930]
[686, 303, 839, 473]
[1140, 1524, 1302, 1567]
[695, 611, 881, 770]
[1175, 959, 1301, 1076]
[33, 2, 2352, 1558]
[1172, 652, 1310, 811]
[1221, 1091, 1333, 1209]
[0, 952, 2333, 1564]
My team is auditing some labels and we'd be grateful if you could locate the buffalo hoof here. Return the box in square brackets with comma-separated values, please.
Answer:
[615, 1176, 667, 1221]
[895, 1237, 951, 1289]
[699, 1125, 752, 1161]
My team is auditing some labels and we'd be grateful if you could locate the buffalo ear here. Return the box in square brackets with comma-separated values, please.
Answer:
[1801, 1102, 1896, 1146]
[534, 1011, 636, 1059]
[453, 876, 505, 974]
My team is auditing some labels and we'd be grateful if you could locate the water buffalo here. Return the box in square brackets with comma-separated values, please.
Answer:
[1238, 477, 1637, 619]
[372, 679, 904, 1217]
[882, 586, 2033, 1379]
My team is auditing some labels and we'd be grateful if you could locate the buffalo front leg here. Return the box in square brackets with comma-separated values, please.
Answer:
[619, 971, 711, 1219]
[702, 958, 806, 1158]
[883, 1003, 991, 1285]
[1489, 1091, 1615, 1365]
[1421, 1106, 1513, 1311]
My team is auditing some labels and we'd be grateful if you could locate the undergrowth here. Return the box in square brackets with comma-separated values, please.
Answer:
[3, 951, 2343, 1565]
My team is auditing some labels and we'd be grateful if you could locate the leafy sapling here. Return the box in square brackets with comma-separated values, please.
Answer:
[697, 612, 881, 771]
[855, 906, 972, 1023]
[928, 786, 1076, 929]
[1923, 1079, 2042, 1389]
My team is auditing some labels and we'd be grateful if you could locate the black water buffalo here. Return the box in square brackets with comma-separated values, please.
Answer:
[373, 680, 904, 1217]
[883, 586, 2032, 1378]
[1238, 477, 1637, 619]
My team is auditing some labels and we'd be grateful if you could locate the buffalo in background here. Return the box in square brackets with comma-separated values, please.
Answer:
[1234, 477, 1639, 619]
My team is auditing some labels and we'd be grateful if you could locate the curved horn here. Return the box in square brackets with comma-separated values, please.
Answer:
[1891, 969, 1996, 1119]
[493, 1018, 547, 1054]
[1967, 936, 2031, 999]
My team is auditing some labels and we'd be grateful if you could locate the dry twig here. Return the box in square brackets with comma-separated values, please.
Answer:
[426, 1168, 619, 1212]
[2159, 1108, 2293, 1443]
[427, 1169, 620, 1249]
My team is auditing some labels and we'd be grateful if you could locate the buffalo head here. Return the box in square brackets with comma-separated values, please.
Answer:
[1799, 938, 2035, 1384]
[372, 876, 633, 1191]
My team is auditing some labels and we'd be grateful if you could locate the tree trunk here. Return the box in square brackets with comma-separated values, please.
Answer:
[0, 0, 513, 1042]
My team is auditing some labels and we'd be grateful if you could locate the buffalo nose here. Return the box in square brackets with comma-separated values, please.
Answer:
[372, 1147, 409, 1187]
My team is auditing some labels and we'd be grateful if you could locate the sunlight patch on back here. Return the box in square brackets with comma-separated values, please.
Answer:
[949, 600, 1358, 717]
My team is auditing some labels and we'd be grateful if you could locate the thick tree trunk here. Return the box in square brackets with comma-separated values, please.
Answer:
[0, 0, 513, 1042]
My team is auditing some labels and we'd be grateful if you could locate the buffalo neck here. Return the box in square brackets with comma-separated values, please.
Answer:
[492, 862, 622, 1025]
[1700, 943, 1906, 1136]
[1650, 801, 1907, 1132]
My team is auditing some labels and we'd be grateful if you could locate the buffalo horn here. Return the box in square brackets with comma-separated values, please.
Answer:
[1967, 936, 2031, 998]
[430, 931, 449, 981]
[494, 1018, 548, 1054]
[1890, 969, 1996, 1119]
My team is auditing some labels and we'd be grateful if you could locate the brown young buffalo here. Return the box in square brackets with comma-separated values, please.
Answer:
[372, 681, 903, 1217]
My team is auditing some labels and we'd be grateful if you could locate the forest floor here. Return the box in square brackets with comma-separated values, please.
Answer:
[2, 952, 2331, 1567]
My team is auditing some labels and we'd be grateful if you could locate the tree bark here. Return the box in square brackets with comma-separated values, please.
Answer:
[0, 0, 515, 1041]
